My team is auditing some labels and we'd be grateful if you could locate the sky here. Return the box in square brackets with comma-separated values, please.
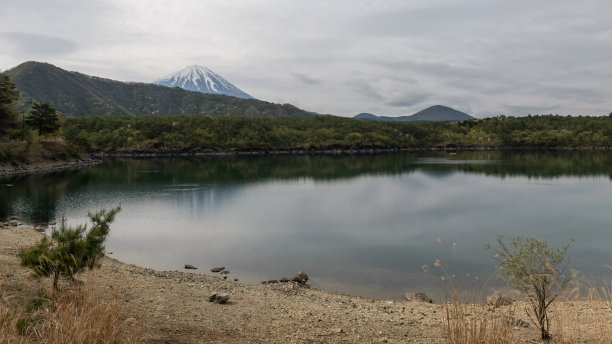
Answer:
[1, 0, 611, 118]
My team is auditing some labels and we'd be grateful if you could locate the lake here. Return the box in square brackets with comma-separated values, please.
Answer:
[2, 150, 612, 300]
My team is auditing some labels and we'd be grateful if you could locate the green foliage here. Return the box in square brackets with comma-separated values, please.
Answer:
[25, 103, 60, 136]
[0, 74, 20, 105]
[0, 74, 20, 135]
[16, 318, 28, 336]
[59, 113, 612, 153]
[490, 235, 574, 340]
[19, 206, 121, 290]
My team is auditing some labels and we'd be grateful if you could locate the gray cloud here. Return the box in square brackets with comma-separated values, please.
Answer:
[292, 72, 321, 85]
[0, 32, 78, 56]
[0, 1, 610, 116]
[502, 105, 560, 116]
[352, 4, 499, 37]
[386, 92, 431, 108]
[538, 86, 604, 104]
[346, 79, 385, 102]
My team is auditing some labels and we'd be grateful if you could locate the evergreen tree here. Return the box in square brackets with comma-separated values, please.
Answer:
[25, 102, 59, 136]
[0, 74, 20, 134]
[20, 206, 121, 290]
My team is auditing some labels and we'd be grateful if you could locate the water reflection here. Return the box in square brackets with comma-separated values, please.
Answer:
[1, 150, 611, 299]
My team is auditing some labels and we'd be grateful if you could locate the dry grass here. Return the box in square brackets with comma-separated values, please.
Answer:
[0, 278, 140, 344]
[444, 283, 612, 344]
[550, 285, 612, 344]
[444, 293, 517, 344]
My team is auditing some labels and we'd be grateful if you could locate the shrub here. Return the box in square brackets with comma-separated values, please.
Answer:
[19, 206, 121, 290]
[489, 235, 574, 341]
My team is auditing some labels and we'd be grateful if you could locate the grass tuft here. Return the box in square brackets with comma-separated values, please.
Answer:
[0, 278, 140, 343]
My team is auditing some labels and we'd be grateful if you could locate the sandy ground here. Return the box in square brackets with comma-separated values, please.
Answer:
[2, 225, 612, 343]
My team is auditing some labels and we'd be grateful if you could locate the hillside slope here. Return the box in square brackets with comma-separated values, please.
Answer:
[354, 105, 474, 122]
[3, 62, 312, 117]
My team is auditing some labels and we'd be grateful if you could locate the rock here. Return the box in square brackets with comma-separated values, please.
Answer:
[290, 271, 309, 284]
[220, 270, 230, 275]
[210, 267, 225, 273]
[208, 293, 230, 304]
[511, 318, 530, 328]
[279, 278, 289, 283]
[261, 280, 278, 284]
[405, 292, 433, 303]
[184, 264, 198, 270]
[487, 292, 514, 308]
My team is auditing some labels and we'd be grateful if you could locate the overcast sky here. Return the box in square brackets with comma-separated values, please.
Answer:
[1, 0, 611, 117]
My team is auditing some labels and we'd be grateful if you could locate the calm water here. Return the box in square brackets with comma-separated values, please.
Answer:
[2, 151, 612, 299]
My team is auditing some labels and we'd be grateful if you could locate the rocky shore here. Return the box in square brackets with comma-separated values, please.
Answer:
[2, 225, 610, 343]
[0, 157, 101, 177]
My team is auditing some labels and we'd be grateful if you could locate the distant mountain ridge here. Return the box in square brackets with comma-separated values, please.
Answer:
[154, 65, 253, 99]
[354, 105, 474, 122]
[2, 61, 312, 118]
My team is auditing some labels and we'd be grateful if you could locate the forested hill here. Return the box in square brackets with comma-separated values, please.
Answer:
[354, 105, 475, 122]
[2, 61, 314, 118]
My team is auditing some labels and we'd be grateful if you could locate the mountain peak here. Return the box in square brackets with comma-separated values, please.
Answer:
[154, 65, 253, 99]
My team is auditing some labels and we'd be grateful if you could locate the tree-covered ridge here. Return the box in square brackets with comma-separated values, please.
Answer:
[354, 105, 475, 122]
[62, 114, 612, 152]
[3, 62, 314, 118]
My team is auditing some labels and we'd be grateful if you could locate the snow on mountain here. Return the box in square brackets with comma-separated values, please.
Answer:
[154, 65, 253, 99]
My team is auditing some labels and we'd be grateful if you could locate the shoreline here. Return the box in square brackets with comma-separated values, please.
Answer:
[3, 225, 612, 342]
[89, 145, 610, 158]
[1, 145, 609, 178]
[0, 224, 449, 343]
[0, 157, 101, 178]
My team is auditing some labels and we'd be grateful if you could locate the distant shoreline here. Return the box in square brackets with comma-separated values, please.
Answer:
[1, 145, 610, 177]
[0, 158, 101, 178]
[89, 145, 609, 158]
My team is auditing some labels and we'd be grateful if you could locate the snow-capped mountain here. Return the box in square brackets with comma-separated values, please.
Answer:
[154, 65, 253, 99]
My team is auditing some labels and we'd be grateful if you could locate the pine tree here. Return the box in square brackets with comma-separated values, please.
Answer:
[25, 102, 60, 136]
[0, 74, 19, 134]
[20, 206, 121, 290]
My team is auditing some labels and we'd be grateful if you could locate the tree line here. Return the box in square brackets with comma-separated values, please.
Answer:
[61, 113, 612, 151]
[2, 73, 612, 154]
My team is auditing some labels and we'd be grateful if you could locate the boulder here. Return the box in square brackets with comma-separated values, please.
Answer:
[210, 267, 225, 273]
[487, 292, 515, 308]
[290, 271, 309, 284]
[184, 264, 197, 270]
[220, 270, 230, 275]
[405, 292, 433, 303]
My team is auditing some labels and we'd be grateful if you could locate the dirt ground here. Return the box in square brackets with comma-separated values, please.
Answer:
[2, 225, 611, 343]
